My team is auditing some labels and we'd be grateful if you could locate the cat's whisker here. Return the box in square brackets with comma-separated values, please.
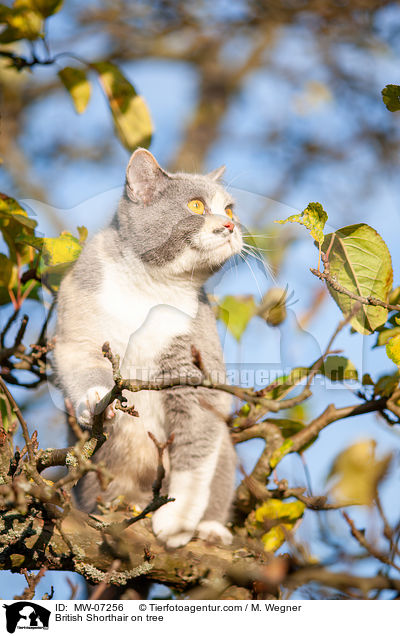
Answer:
[241, 246, 277, 285]
[241, 245, 267, 263]
[241, 234, 274, 238]
[238, 252, 263, 299]
[242, 242, 273, 252]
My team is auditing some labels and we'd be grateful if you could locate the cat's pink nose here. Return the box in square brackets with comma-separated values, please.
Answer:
[223, 221, 235, 233]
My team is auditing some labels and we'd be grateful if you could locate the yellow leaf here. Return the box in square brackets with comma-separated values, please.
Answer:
[58, 67, 91, 114]
[10, 554, 25, 567]
[262, 525, 287, 552]
[92, 62, 153, 151]
[218, 295, 256, 341]
[269, 439, 293, 468]
[386, 333, 400, 367]
[2, 0, 43, 41]
[328, 440, 391, 505]
[255, 499, 305, 524]
[275, 202, 328, 245]
[254, 499, 305, 553]
[40, 233, 82, 267]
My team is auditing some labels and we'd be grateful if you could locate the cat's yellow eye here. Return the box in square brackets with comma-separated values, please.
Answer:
[188, 199, 205, 214]
[225, 207, 233, 219]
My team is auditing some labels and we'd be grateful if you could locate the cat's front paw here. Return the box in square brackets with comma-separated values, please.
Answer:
[196, 520, 232, 545]
[76, 385, 115, 426]
[152, 503, 196, 549]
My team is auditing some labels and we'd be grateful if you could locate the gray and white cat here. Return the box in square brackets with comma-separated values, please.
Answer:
[54, 149, 242, 548]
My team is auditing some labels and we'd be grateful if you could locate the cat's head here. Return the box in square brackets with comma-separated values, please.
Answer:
[116, 149, 242, 280]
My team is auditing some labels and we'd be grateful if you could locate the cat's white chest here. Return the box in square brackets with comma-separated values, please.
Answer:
[98, 261, 198, 377]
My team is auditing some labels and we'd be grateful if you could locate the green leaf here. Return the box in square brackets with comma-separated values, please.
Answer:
[263, 356, 357, 402]
[0, 275, 41, 306]
[362, 373, 374, 386]
[269, 439, 293, 469]
[0, 394, 13, 432]
[58, 67, 91, 114]
[0, 259, 18, 306]
[382, 85, 400, 112]
[328, 440, 391, 505]
[0, 4, 12, 20]
[268, 409, 318, 452]
[376, 326, 400, 347]
[92, 61, 153, 151]
[31, 0, 63, 18]
[40, 262, 72, 291]
[374, 371, 400, 398]
[386, 334, 400, 367]
[0, 194, 37, 264]
[263, 367, 309, 400]
[77, 225, 88, 244]
[0, 0, 43, 43]
[217, 295, 256, 341]
[321, 224, 393, 335]
[269, 418, 305, 438]
[0, 194, 37, 230]
[389, 286, 400, 305]
[0, 254, 13, 287]
[322, 355, 358, 381]
[275, 202, 328, 244]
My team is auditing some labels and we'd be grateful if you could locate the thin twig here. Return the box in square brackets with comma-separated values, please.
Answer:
[103, 433, 175, 534]
[0, 375, 34, 462]
[342, 511, 400, 574]
[1, 308, 20, 348]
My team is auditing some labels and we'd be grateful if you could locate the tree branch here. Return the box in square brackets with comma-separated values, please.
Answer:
[310, 248, 400, 313]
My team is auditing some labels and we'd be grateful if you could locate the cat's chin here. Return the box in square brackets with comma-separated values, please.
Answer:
[198, 232, 242, 260]
[209, 234, 242, 262]
[160, 236, 242, 281]
[191, 240, 241, 275]
[210, 242, 239, 265]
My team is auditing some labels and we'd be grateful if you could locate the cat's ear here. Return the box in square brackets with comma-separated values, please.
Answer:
[207, 165, 226, 181]
[126, 148, 169, 204]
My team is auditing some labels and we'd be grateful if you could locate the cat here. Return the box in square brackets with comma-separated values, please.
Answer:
[54, 149, 243, 548]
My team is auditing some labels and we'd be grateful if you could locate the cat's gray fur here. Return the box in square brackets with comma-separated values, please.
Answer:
[54, 149, 242, 548]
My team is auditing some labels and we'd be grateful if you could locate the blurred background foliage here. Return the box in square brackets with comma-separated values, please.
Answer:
[1, 0, 400, 600]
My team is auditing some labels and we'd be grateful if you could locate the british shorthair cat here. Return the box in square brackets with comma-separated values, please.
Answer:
[54, 149, 242, 548]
